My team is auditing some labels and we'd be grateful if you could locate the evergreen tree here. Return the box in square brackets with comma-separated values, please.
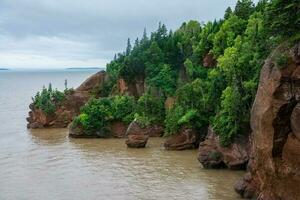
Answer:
[224, 7, 233, 19]
[141, 28, 148, 43]
[126, 38, 132, 56]
[265, 0, 300, 38]
[234, 0, 255, 20]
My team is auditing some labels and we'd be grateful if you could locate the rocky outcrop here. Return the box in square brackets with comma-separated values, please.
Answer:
[164, 127, 201, 150]
[117, 77, 146, 97]
[164, 97, 175, 110]
[110, 121, 128, 138]
[236, 43, 300, 199]
[198, 126, 250, 170]
[27, 71, 106, 129]
[125, 120, 164, 148]
[203, 53, 217, 68]
[125, 121, 150, 148]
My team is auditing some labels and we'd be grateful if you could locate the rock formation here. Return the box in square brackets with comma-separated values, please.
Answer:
[235, 42, 300, 199]
[164, 127, 201, 150]
[125, 121, 150, 148]
[27, 71, 106, 129]
[117, 77, 146, 97]
[198, 126, 250, 170]
[203, 53, 217, 68]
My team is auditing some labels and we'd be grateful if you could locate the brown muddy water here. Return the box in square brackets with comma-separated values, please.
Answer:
[0, 70, 243, 200]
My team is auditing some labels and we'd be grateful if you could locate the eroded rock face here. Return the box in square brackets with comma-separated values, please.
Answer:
[27, 71, 106, 129]
[236, 43, 300, 199]
[164, 127, 201, 150]
[198, 126, 250, 170]
[203, 53, 217, 68]
[125, 121, 150, 148]
[117, 77, 146, 97]
[110, 121, 128, 138]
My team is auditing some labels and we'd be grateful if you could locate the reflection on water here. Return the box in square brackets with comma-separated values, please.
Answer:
[0, 70, 243, 200]
[30, 128, 68, 145]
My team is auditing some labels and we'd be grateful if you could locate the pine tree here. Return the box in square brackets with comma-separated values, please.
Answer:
[141, 28, 148, 43]
[224, 7, 233, 19]
[134, 38, 139, 47]
[126, 38, 132, 56]
[265, 0, 300, 38]
[234, 0, 255, 20]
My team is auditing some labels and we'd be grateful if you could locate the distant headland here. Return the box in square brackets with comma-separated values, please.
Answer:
[66, 67, 103, 70]
[0, 68, 9, 71]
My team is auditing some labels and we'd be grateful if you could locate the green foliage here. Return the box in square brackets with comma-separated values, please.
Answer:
[164, 105, 185, 136]
[135, 93, 165, 126]
[72, 95, 136, 136]
[111, 95, 135, 124]
[212, 15, 246, 57]
[178, 109, 198, 125]
[234, 0, 255, 20]
[32, 83, 65, 115]
[213, 86, 243, 146]
[70, 0, 299, 145]
[265, 0, 300, 38]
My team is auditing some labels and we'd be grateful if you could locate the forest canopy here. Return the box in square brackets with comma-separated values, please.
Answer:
[63, 0, 300, 145]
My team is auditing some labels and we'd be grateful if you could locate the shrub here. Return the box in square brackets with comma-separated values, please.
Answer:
[73, 98, 113, 136]
[32, 83, 65, 115]
[135, 93, 165, 126]
[111, 95, 135, 124]
[164, 105, 185, 136]
[72, 95, 136, 135]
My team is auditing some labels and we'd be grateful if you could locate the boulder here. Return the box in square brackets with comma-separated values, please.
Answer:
[198, 126, 250, 170]
[76, 71, 107, 92]
[236, 42, 300, 199]
[126, 135, 149, 148]
[164, 127, 200, 150]
[234, 173, 257, 199]
[125, 121, 150, 148]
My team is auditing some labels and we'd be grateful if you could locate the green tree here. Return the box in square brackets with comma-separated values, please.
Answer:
[265, 0, 300, 38]
[212, 15, 246, 57]
[126, 38, 132, 56]
[224, 7, 233, 19]
[234, 0, 255, 20]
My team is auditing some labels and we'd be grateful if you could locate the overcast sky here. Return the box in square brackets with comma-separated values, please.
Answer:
[0, 0, 254, 69]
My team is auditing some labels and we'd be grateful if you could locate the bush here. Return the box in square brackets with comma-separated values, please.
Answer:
[111, 95, 135, 124]
[72, 98, 113, 136]
[72, 95, 137, 135]
[135, 93, 165, 126]
[164, 105, 185, 136]
[32, 83, 65, 115]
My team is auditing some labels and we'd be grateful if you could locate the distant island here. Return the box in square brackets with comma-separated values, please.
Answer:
[0, 68, 9, 70]
[66, 67, 103, 70]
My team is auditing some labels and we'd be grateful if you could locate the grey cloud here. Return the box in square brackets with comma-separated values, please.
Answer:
[0, 0, 255, 68]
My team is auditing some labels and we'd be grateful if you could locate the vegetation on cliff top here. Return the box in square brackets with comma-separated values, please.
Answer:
[32, 84, 66, 115]
[35, 0, 299, 145]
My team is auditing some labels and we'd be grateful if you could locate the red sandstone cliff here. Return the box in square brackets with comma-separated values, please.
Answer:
[235, 42, 300, 199]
